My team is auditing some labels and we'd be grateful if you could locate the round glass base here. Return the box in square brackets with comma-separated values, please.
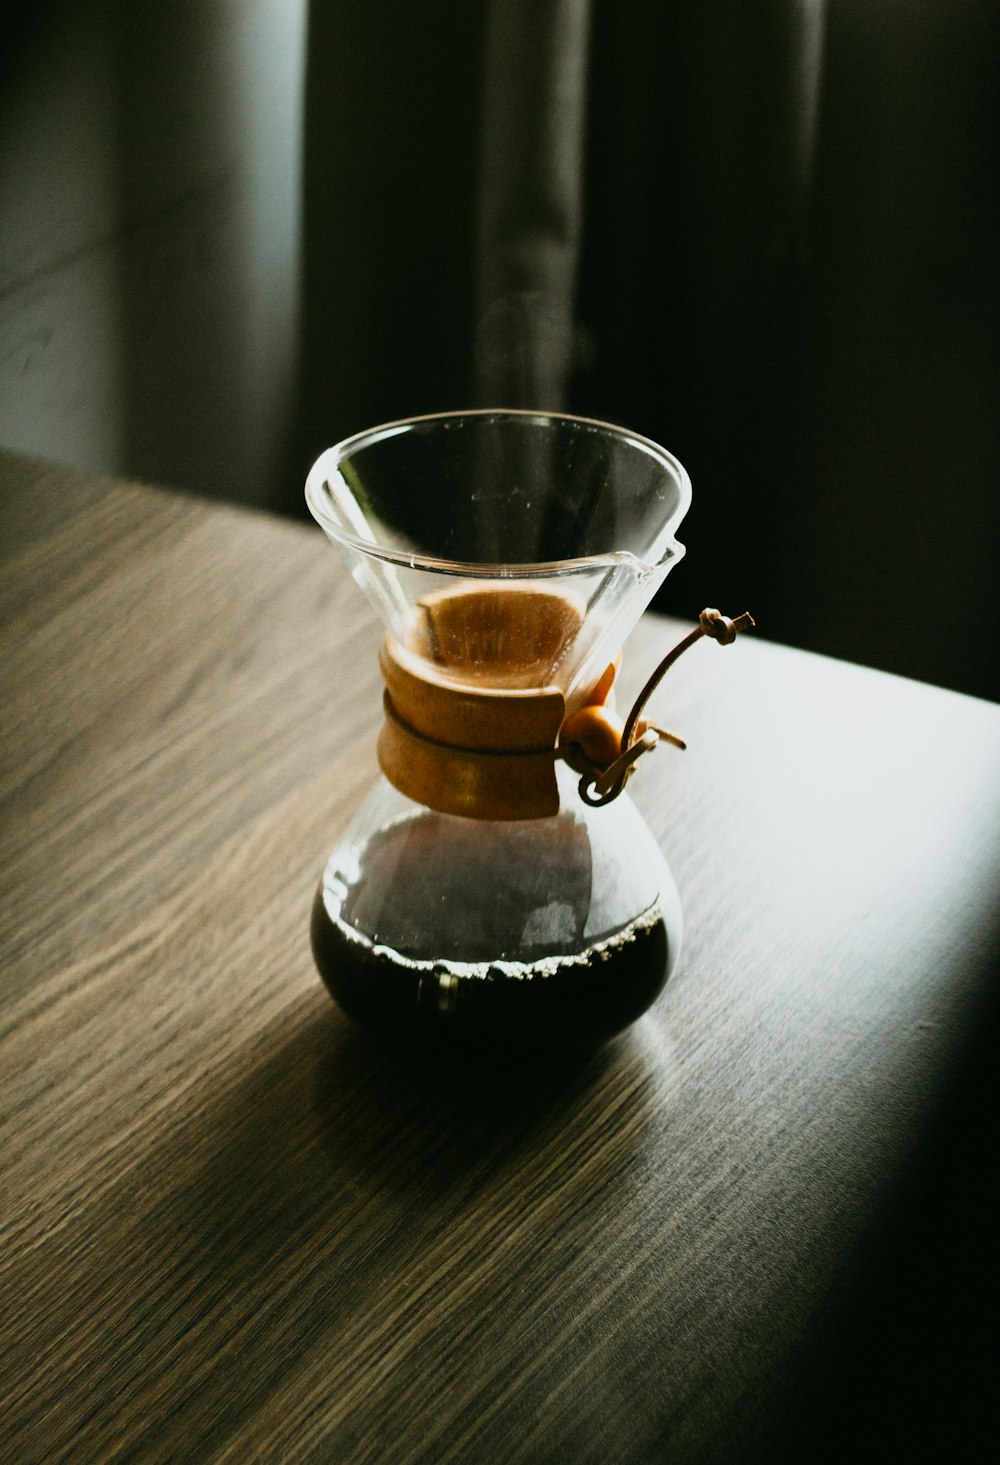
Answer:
[310, 771, 682, 1048]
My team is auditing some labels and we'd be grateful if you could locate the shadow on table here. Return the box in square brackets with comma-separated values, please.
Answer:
[306, 1004, 675, 1192]
[750, 953, 1000, 1465]
[97, 964, 997, 1463]
[98, 998, 678, 1453]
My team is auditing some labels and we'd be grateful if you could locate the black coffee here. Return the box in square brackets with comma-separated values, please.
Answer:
[310, 892, 669, 1048]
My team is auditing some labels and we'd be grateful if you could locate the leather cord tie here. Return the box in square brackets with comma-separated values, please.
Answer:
[573, 607, 755, 808]
[377, 593, 752, 819]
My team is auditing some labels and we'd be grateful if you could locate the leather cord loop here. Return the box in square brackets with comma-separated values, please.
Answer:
[378, 605, 753, 817]
[577, 608, 755, 807]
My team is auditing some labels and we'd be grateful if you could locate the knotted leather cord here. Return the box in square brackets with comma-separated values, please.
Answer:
[576, 608, 755, 807]
[378, 606, 754, 818]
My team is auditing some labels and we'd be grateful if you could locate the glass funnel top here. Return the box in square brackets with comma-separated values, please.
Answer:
[306, 410, 691, 706]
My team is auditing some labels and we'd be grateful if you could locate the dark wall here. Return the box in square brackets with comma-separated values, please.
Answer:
[0, 0, 305, 510]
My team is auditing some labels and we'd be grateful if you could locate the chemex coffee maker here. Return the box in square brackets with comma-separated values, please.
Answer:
[306, 409, 751, 1048]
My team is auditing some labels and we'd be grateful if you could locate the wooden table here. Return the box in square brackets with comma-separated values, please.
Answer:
[3, 450, 998, 1463]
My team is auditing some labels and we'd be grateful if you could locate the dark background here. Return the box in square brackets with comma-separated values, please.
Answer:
[297, 0, 1000, 700]
[3, 1, 998, 700]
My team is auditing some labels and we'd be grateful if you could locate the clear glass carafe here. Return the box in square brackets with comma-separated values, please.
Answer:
[305, 410, 691, 1048]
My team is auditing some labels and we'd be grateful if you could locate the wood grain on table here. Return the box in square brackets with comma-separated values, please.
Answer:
[2, 451, 999, 1464]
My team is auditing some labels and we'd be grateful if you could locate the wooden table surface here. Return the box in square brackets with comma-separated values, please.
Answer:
[3, 450, 999, 1464]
